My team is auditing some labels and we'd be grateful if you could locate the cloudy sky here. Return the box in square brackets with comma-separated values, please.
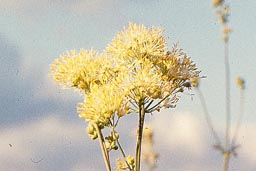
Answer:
[1, 0, 256, 170]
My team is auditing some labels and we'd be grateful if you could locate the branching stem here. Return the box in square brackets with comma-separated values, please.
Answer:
[147, 95, 169, 112]
[116, 139, 133, 171]
[197, 88, 222, 146]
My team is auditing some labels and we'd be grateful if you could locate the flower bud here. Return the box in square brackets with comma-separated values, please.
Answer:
[236, 77, 245, 90]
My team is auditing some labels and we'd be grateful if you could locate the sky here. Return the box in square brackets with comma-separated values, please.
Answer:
[1, 0, 256, 170]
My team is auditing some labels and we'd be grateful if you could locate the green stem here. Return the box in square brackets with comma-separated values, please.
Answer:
[135, 101, 145, 171]
[94, 123, 111, 171]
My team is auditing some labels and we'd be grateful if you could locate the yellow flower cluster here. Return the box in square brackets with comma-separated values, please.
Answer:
[116, 155, 135, 171]
[105, 131, 119, 151]
[77, 84, 128, 125]
[50, 49, 103, 91]
[106, 22, 166, 61]
[236, 77, 245, 90]
[86, 122, 98, 140]
[212, 0, 232, 42]
[49, 22, 199, 133]
[106, 23, 199, 109]
[212, 0, 223, 7]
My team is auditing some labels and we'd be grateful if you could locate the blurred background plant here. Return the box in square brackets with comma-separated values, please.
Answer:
[141, 125, 158, 171]
[195, 1, 246, 171]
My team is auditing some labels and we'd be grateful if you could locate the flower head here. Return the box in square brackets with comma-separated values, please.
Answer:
[115, 155, 135, 171]
[212, 0, 223, 7]
[106, 23, 199, 106]
[212, 1, 232, 42]
[106, 22, 166, 61]
[49, 49, 125, 93]
[49, 49, 103, 91]
[236, 77, 245, 90]
[77, 83, 128, 125]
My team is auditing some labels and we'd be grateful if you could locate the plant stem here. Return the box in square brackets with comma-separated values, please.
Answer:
[135, 101, 145, 171]
[94, 123, 111, 171]
[231, 88, 244, 146]
[147, 95, 169, 112]
[223, 152, 230, 171]
[116, 139, 133, 171]
[224, 40, 231, 152]
[197, 88, 222, 146]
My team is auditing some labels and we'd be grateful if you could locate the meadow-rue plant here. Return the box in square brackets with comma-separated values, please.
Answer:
[49, 22, 200, 171]
[195, 1, 246, 171]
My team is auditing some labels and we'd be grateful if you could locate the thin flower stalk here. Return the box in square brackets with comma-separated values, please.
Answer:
[231, 78, 245, 147]
[116, 139, 133, 171]
[135, 101, 146, 171]
[206, 1, 246, 171]
[94, 123, 111, 171]
[223, 151, 230, 171]
[197, 88, 222, 146]
[222, 38, 232, 171]
[109, 121, 133, 171]
[224, 39, 231, 152]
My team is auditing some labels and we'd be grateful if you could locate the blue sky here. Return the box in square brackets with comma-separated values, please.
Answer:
[1, 0, 256, 170]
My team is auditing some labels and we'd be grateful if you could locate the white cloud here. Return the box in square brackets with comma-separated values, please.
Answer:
[145, 111, 256, 170]
[235, 123, 256, 164]
[0, 115, 100, 171]
[150, 111, 206, 155]
[0, 112, 255, 171]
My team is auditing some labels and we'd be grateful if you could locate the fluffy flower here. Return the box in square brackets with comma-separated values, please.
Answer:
[77, 84, 128, 125]
[49, 49, 120, 92]
[106, 23, 199, 108]
[50, 22, 200, 124]
[49, 49, 102, 91]
[124, 58, 163, 101]
[106, 22, 166, 61]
